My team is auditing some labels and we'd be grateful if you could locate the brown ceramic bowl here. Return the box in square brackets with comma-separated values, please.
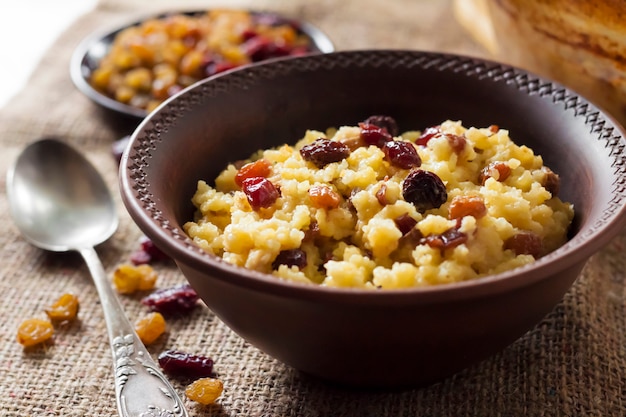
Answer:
[119, 50, 626, 388]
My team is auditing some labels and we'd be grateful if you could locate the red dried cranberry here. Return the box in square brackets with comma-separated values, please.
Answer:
[241, 177, 280, 210]
[243, 36, 290, 61]
[272, 249, 307, 270]
[362, 115, 399, 136]
[131, 236, 170, 265]
[300, 138, 351, 168]
[394, 213, 418, 235]
[382, 140, 422, 169]
[206, 61, 239, 77]
[421, 228, 468, 251]
[130, 250, 151, 265]
[402, 169, 447, 212]
[359, 123, 393, 147]
[416, 125, 441, 146]
[141, 284, 199, 316]
[158, 349, 214, 378]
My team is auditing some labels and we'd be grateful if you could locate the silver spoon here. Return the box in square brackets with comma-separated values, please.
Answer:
[6, 138, 188, 417]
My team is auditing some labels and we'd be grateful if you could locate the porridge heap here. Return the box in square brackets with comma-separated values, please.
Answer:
[184, 116, 574, 288]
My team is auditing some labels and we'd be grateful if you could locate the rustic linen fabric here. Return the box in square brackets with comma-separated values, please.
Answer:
[0, 1, 623, 416]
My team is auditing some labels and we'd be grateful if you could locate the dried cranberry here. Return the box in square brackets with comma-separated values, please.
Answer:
[243, 36, 291, 61]
[362, 115, 399, 136]
[300, 138, 351, 168]
[241, 177, 280, 210]
[394, 213, 418, 235]
[130, 250, 151, 265]
[382, 140, 422, 169]
[141, 284, 199, 316]
[206, 61, 239, 77]
[402, 169, 448, 212]
[421, 228, 468, 251]
[272, 249, 307, 270]
[416, 125, 441, 146]
[359, 123, 393, 147]
[131, 236, 170, 265]
[158, 349, 214, 378]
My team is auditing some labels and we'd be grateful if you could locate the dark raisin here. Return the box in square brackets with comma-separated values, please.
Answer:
[359, 123, 393, 147]
[416, 125, 441, 146]
[242, 177, 280, 210]
[445, 133, 467, 154]
[382, 140, 422, 169]
[158, 349, 214, 379]
[362, 115, 399, 136]
[479, 162, 511, 184]
[303, 220, 320, 242]
[141, 284, 199, 316]
[541, 167, 560, 196]
[421, 228, 468, 251]
[402, 169, 448, 212]
[400, 227, 424, 248]
[394, 213, 418, 235]
[504, 232, 543, 258]
[272, 249, 307, 270]
[376, 183, 389, 206]
[300, 139, 351, 168]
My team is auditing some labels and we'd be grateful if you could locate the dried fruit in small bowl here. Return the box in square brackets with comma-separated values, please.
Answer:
[87, 9, 326, 114]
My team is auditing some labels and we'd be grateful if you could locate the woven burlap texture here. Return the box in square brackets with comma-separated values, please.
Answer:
[0, 0, 623, 416]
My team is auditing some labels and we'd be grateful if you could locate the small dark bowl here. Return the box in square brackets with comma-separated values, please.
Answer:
[70, 10, 334, 119]
[119, 50, 626, 388]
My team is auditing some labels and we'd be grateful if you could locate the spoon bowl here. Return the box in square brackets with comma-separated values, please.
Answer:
[6, 138, 188, 417]
[7, 138, 117, 251]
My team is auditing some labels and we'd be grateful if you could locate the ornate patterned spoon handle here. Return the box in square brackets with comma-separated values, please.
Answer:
[81, 247, 188, 417]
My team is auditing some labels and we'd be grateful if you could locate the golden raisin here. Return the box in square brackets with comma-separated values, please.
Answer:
[504, 232, 543, 258]
[309, 185, 341, 209]
[479, 161, 511, 184]
[185, 377, 224, 405]
[17, 318, 54, 347]
[45, 293, 80, 322]
[448, 195, 487, 220]
[135, 312, 166, 345]
[113, 264, 158, 294]
[235, 159, 272, 187]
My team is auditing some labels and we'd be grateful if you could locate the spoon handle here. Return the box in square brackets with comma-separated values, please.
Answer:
[80, 247, 188, 417]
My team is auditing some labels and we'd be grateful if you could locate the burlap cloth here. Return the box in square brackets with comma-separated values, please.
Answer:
[0, 0, 624, 415]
